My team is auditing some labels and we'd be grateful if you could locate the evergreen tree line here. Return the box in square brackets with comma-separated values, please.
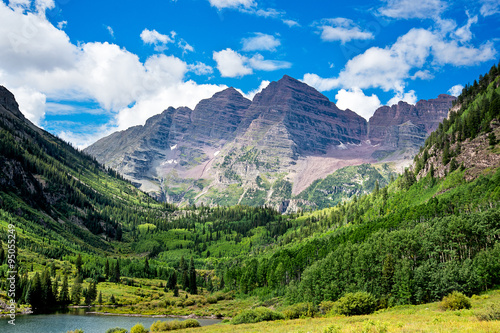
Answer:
[3, 269, 98, 313]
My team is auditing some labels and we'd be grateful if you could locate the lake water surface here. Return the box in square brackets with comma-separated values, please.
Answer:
[0, 309, 222, 333]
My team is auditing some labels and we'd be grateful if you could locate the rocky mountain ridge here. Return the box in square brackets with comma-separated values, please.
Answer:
[85, 75, 455, 209]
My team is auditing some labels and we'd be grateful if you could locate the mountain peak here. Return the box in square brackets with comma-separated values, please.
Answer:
[254, 74, 330, 105]
[275, 74, 308, 88]
[212, 86, 248, 101]
[279, 74, 296, 82]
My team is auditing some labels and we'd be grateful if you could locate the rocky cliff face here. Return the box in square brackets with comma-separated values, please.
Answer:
[85, 76, 455, 207]
[0, 86, 23, 119]
[368, 94, 455, 161]
[190, 87, 252, 145]
[369, 94, 455, 145]
[239, 75, 367, 154]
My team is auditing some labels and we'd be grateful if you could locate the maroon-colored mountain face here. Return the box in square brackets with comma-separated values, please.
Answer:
[241, 75, 368, 154]
[84, 75, 455, 205]
[369, 94, 456, 146]
[189, 87, 252, 145]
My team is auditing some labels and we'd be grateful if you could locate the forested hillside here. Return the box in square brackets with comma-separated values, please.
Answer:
[0, 86, 176, 257]
[214, 63, 500, 306]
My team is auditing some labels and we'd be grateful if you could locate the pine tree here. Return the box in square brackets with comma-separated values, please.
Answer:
[167, 271, 177, 291]
[104, 259, 110, 280]
[442, 141, 450, 165]
[52, 276, 59, 303]
[179, 256, 186, 274]
[41, 270, 55, 308]
[116, 224, 122, 241]
[75, 254, 83, 275]
[449, 158, 458, 173]
[0, 245, 5, 264]
[113, 260, 121, 283]
[59, 275, 70, 305]
[70, 279, 82, 305]
[86, 281, 97, 305]
[144, 257, 150, 278]
[182, 271, 189, 291]
[27, 273, 42, 312]
[489, 132, 497, 146]
[381, 254, 395, 294]
[189, 257, 197, 294]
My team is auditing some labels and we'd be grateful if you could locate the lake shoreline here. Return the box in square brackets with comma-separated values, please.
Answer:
[84, 311, 227, 320]
[1, 307, 228, 321]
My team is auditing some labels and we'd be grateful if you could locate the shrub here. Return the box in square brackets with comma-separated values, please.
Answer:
[319, 301, 336, 314]
[283, 302, 316, 319]
[207, 296, 218, 304]
[213, 292, 225, 301]
[183, 319, 201, 328]
[440, 291, 472, 311]
[130, 323, 147, 333]
[232, 307, 284, 325]
[67, 330, 84, 333]
[476, 304, 500, 321]
[323, 324, 341, 333]
[150, 320, 167, 332]
[332, 292, 377, 316]
[150, 319, 201, 331]
[168, 321, 182, 330]
[361, 320, 388, 333]
[105, 328, 127, 333]
[184, 298, 195, 306]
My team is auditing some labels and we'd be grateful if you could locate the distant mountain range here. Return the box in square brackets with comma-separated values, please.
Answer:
[85, 75, 455, 210]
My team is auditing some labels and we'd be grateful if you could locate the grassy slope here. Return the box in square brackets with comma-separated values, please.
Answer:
[172, 289, 500, 333]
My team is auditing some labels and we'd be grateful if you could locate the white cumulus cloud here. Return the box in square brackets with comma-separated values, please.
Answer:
[242, 33, 281, 52]
[188, 62, 213, 75]
[208, 0, 255, 10]
[57, 20, 67, 29]
[448, 84, 464, 97]
[335, 88, 381, 120]
[10, 86, 47, 125]
[304, 28, 496, 95]
[452, 12, 478, 43]
[386, 90, 417, 106]
[378, 0, 447, 19]
[248, 54, 291, 71]
[140, 29, 175, 52]
[213, 48, 253, 77]
[480, 0, 500, 17]
[283, 19, 300, 27]
[0, 2, 227, 147]
[316, 18, 374, 44]
[213, 48, 290, 77]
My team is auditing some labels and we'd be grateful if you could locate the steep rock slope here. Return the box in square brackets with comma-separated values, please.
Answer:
[369, 94, 456, 160]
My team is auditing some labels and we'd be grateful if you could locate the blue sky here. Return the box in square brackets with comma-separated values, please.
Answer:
[0, 0, 499, 148]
